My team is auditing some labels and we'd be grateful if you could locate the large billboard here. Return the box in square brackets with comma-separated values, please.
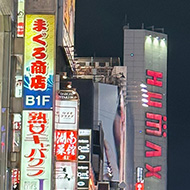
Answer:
[20, 110, 53, 190]
[23, 15, 55, 109]
[96, 83, 124, 182]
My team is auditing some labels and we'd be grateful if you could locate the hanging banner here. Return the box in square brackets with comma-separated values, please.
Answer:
[20, 110, 53, 190]
[23, 15, 55, 109]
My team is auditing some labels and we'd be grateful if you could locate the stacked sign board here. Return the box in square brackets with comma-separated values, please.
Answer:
[55, 90, 79, 190]
[21, 13, 55, 190]
[77, 129, 91, 189]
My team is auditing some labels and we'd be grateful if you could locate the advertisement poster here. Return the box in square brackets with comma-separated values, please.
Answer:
[20, 110, 53, 190]
[23, 15, 55, 109]
[98, 83, 126, 182]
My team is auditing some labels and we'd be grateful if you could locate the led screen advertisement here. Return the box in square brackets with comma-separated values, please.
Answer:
[20, 110, 53, 190]
[23, 15, 55, 109]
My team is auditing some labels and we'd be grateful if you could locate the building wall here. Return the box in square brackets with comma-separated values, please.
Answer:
[124, 29, 167, 190]
[0, 2, 14, 189]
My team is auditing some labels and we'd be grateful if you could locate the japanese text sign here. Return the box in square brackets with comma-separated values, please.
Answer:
[23, 15, 55, 109]
[55, 162, 77, 190]
[20, 110, 53, 190]
[55, 130, 77, 161]
[17, 0, 25, 37]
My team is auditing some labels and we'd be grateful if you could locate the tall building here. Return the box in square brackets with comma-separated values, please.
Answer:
[123, 28, 167, 190]
[0, 0, 168, 189]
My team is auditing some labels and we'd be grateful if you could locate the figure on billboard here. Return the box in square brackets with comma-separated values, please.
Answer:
[103, 88, 126, 182]
[113, 90, 126, 183]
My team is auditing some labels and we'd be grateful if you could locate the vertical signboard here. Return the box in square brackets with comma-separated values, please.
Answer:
[77, 129, 91, 189]
[17, 0, 25, 37]
[23, 14, 55, 109]
[55, 89, 79, 190]
[55, 130, 77, 161]
[11, 169, 20, 190]
[20, 110, 53, 190]
[144, 35, 167, 189]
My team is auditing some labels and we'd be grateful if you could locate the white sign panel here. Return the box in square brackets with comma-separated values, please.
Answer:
[55, 100, 78, 130]
[20, 110, 53, 190]
[55, 162, 77, 190]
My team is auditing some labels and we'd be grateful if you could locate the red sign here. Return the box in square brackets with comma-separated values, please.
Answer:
[145, 69, 167, 180]
[30, 18, 48, 91]
[12, 169, 20, 185]
[17, 22, 24, 36]
[55, 130, 77, 161]
[135, 182, 144, 190]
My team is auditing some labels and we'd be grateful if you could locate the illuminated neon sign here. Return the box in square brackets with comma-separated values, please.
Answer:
[23, 15, 55, 109]
[145, 69, 167, 180]
[20, 110, 53, 190]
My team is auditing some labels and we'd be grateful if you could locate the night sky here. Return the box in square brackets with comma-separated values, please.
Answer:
[75, 1, 190, 190]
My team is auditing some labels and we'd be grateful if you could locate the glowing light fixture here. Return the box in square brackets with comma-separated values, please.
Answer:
[141, 89, 148, 93]
[146, 35, 152, 43]
[142, 103, 148, 107]
[153, 37, 159, 46]
[160, 39, 166, 47]
[142, 93, 148, 98]
[140, 83, 147, 88]
[142, 98, 148, 103]
[66, 82, 72, 89]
